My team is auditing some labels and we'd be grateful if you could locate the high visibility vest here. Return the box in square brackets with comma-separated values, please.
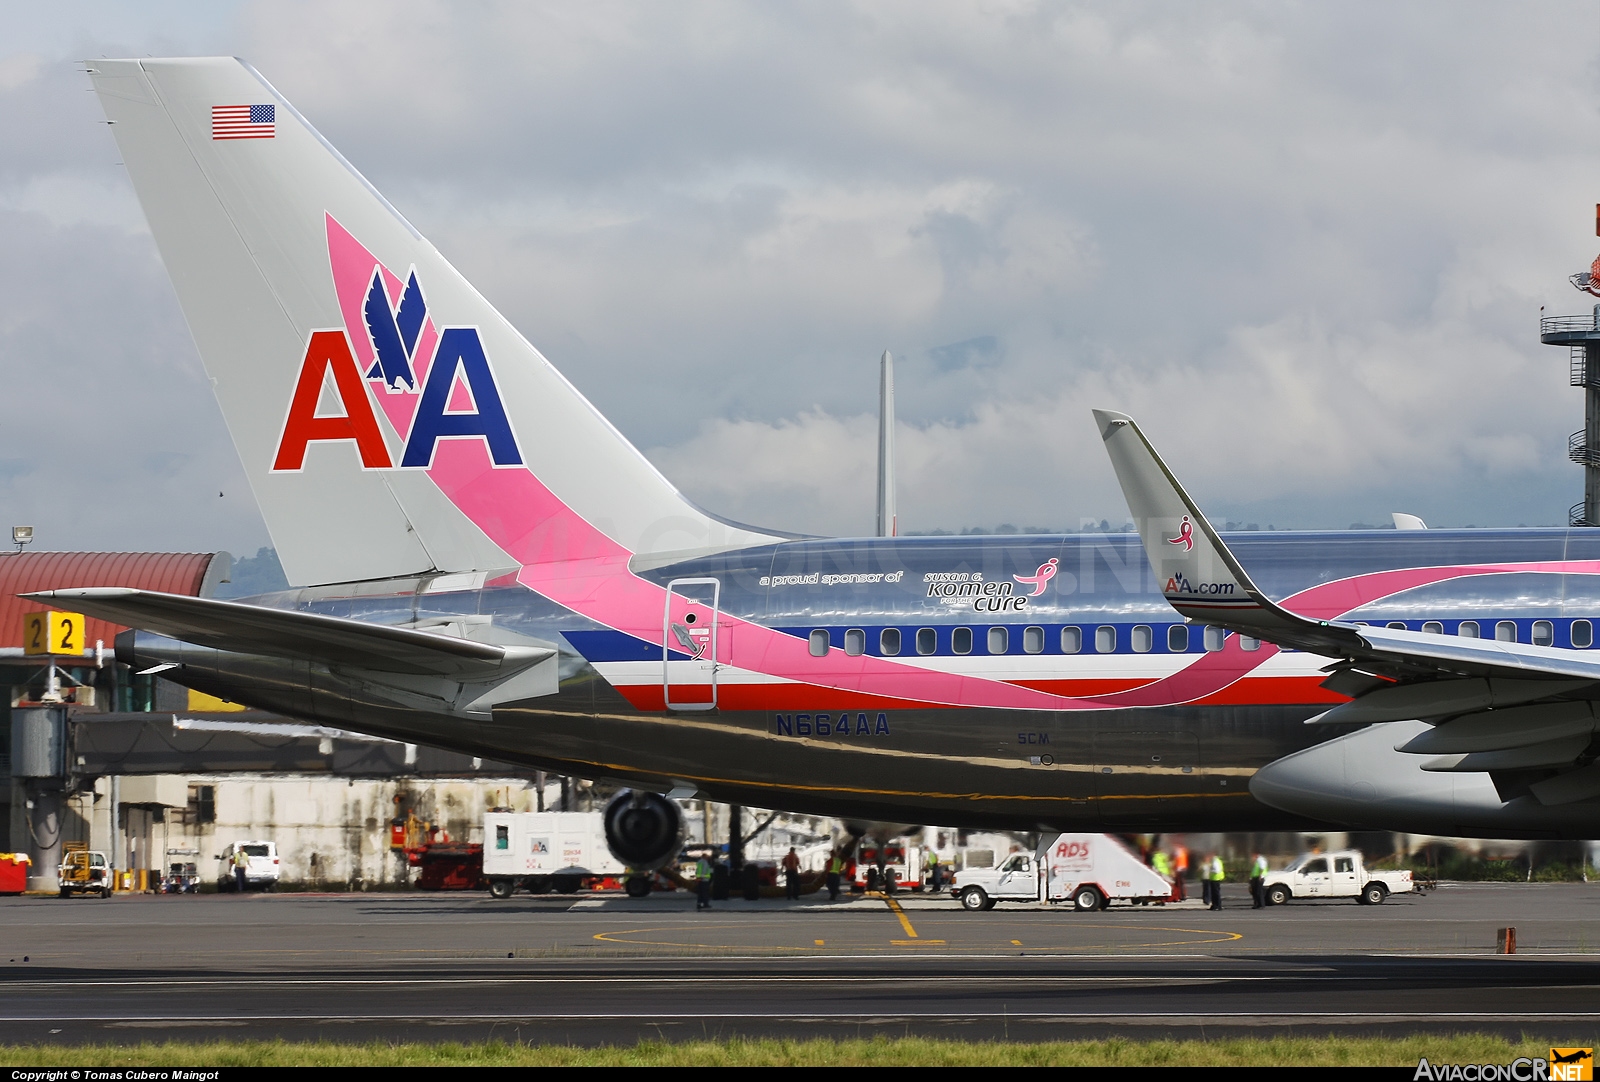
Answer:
[1252, 855, 1269, 878]
[829, 856, 845, 874]
[1152, 852, 1172, 877]
[696, 859, 711, 879]
[1210, 858, 1225, 881]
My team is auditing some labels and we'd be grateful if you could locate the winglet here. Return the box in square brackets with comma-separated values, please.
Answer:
[1092, 409, 1355, 654]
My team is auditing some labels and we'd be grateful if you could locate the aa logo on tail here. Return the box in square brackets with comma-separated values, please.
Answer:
[272, 220, 522, 473]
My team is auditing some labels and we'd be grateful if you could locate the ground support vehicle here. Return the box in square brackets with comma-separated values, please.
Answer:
[1261, 850, 1414, 906]
[216, 841, 281, 892]
[58, 843, 111, 898]
[163, 861, 200, 893]
[409, 842, 486, 890]
[0, 853, 30, 895]
[483, 811, 628, 897]
[950, 834, 1174, 911]
[854, 839, 923, 892]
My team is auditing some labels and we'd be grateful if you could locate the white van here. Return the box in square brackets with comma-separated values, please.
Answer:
[217, 840, 280, 891]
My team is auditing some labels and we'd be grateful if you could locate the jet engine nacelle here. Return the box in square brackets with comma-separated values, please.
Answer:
[602, 790, 686, 872]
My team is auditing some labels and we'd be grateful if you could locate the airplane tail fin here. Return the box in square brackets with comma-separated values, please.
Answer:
[89, 57, 780, 588]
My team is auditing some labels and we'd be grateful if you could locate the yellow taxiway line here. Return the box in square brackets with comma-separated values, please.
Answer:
[868, 892, 946, 945]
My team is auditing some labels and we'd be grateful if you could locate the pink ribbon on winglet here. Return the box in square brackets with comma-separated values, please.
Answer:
[1168, 516, 1195, 552]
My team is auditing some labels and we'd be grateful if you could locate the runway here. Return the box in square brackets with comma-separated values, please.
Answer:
[4, 882, 1600, 1044]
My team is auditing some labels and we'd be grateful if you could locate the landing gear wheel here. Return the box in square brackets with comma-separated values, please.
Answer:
[1072, 886, 1103, 912]
[959, 886, 989, 911]
[1360, 883, 1387, 906]
[1266, 885, 1290, 906]
[488, 878, 514, 900]
[625, 876, 651, 898]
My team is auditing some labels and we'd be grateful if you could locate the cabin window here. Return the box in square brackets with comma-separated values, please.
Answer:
[1303, 857, 1328, 875]
[1495, 621, 1517, 643]
[1023, 626, 1044, 654]
[1574, 620, 1594, 649]
[880, 628, 902, 656]
[1458, 620, 1479, 638]
[1060, 626, 1082, 654]
[1095, 625, 1116, 653]
[1386, 621, 1407, 630]
[844, 628, 866, 656]
[809, 629, 830, 656]
[1239, 635, 1261, 651]
[1334, 856, 1354, 874]
[988, 627, 1009, 654]
[1203, 625, 1227, 651]
[495, 825, 509, 851]
[1421, 621, 1443, 635]
[1131, 625, 1153, 653]
[1168, 624, 1189, 652]
[1532, 620, 1555, 647]
[916, 628, 937, 655]
[952, 627, 973, 655]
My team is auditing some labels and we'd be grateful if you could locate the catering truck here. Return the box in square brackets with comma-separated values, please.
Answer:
[1261, 850, 1414, 906]
[950, 833, 1174, 911]
[482, 811, 627, 897]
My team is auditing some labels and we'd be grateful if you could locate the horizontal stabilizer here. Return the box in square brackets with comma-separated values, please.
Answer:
[23, 588, 552, 678]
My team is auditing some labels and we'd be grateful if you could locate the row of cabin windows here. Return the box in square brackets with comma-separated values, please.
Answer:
[1376, 618, 1592, 648]
[807, 623, 1264, 657]
[804, 618, 1600, 658]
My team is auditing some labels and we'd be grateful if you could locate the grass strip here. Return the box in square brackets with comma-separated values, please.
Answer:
[0, 1034, 1580, 1067]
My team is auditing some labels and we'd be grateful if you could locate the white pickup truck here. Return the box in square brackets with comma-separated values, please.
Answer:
[1262, 849, 1413, 906]
[950, 833, 1174, 912]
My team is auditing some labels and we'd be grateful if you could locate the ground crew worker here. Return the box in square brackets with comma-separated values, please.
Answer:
[695, 855, 713, 910]
[1199, 853, 1214, 908]
[1250, 852, 1269, 909]
[1172, 846, 1188, 902]
[782, 846, 801, 900]
[827, 850, 846, 901]
[1151, 850, 1172, 879]
[1208, 853, 1225, 910]
[231, 847, 250, 893]
[926, 849, 942, 892]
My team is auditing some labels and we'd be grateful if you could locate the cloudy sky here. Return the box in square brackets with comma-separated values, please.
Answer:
[4, 1, 1600, 558]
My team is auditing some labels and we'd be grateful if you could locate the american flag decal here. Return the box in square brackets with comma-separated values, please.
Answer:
[212, 104, 275, 140]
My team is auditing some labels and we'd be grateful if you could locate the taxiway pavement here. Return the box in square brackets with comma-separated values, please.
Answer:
[4, 882, 1599, 1045]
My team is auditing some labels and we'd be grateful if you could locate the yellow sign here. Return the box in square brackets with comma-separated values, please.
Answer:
[23, 610, 86, 656]
[1552, 1049, 1594, 1081]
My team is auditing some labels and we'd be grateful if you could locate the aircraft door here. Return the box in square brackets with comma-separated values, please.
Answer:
[664, 577, 723, 711]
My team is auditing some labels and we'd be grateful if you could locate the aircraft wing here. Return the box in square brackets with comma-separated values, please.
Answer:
[23, 588, 553, 678]
[1094, 409, 1600, 801]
